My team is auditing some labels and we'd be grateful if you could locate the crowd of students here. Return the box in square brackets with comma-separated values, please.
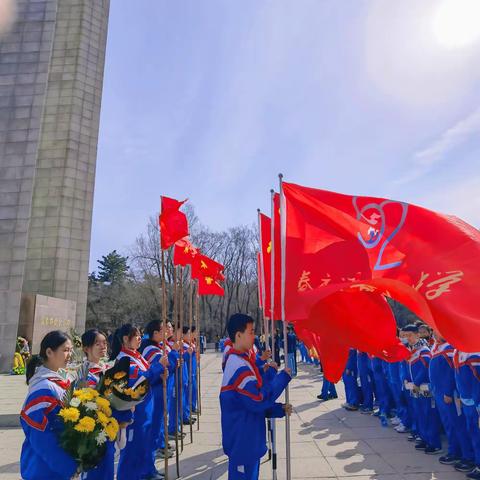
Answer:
[329, 323, 480, 480]
[19, 320, 199, 480]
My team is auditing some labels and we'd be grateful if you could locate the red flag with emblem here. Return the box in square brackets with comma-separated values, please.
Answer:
[259, 213, 272, 318]
[191, 253, 224, 281]
[173, 238, 198, 267]
[159, 196, 189, 250]
[197, 274, 225, 296]
[282, 181, 480, 356]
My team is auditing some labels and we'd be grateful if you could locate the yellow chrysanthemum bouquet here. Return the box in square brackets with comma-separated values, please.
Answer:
[97, 356, 149, 411]
[58, 387, 119, 471]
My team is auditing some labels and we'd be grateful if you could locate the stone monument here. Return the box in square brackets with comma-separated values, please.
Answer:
[0, 0, 110, 371]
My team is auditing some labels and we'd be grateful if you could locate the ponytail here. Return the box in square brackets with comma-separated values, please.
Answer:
[26, 355, 43, 385]
[25, 330, 71, 384]
[109, 324, 140, 360]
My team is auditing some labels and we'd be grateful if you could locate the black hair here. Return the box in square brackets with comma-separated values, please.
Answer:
[81, 328, 107, 348]
[227, 313, 254, 343]
[26, 330, 71, 384]
[145, 320, 162, 339]
[182, 326, 190, 335]
[191, 326, 196, 333]
[401, 324, 419, 333]
[110, 324, 141, 360]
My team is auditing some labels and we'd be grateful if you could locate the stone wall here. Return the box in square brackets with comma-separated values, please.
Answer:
[0, 0, 109, 372]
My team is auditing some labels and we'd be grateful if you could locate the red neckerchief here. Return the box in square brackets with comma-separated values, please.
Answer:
[48, 377, 71, 390]
[229, 348, 263, 388]
[121, 346, 149, 370]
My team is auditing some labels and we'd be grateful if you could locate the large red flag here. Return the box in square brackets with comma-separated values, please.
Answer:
[259, 213, 272, 318]
[159, 196, 189, 250]
[173, 238, 198, 267]
[282, 181, 480, 353]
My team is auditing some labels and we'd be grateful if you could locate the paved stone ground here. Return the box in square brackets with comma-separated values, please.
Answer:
[0, 353, 466, 479]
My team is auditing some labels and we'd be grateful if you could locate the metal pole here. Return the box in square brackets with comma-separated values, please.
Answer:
[279, 173, 291, 480]
[269, 189, 278, 480]
[188, 281, 194, 444]
[172, 266, 180, 478]
[179, 267, 185, 452]
[160, 249, 169, 480]
[195, 289, 201, 429]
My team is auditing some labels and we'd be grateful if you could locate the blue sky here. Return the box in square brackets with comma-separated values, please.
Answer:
[90, 0, 480, 269]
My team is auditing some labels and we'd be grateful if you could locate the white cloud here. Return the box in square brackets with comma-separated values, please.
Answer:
[396, 106, 480, 184]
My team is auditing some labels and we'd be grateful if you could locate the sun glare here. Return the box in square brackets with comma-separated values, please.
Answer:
[433, 0, 480, 48]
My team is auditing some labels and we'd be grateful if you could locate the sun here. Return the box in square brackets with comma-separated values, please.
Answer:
[432, 0, 480, 48]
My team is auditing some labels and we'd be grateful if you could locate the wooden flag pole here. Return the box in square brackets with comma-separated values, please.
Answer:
[188, 280, 194, 444]
[179, 267, 185, 452]
[269, 189, 278, 480]
[279, 173, 292, 480]
[195, 288, 201, 430]
[172, 266, 180, 477]
[160, 248, 170, 480]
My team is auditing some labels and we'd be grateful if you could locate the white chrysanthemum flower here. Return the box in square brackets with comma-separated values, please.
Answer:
[84, 401, 98, 411]
[70, 397, 81, 408]
[96, 430, 107, 445]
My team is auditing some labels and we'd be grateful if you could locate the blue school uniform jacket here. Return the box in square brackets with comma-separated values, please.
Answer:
[407, 342, 431, 388]
[20, 366, 77, 480]
[429, 342, 456, 398]
[454, 351, 480, 406]
[220, 349, 290, 464]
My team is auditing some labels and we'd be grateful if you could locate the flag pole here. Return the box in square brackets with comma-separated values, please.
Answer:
[195, 286, 201, 429]
[279, 173, 292, 480]
[269, 190, 278, 480]
[160, 248, 170, 480]
[172, 265, 180, 477]
[188, 280, 194, 444]
[179, 266, 185, 452]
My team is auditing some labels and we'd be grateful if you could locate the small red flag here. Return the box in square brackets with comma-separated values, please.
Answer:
[191, 253, 224, 281]
[271, 193, 282, 321]
[257, 252, 264, 309]
[173, 239, 198, 267]
[159, 196, 189, 250]
[259, 213, 272, 318]
[197, 274, 225, 296]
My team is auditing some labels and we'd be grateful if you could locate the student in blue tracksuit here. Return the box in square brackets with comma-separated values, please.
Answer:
[81, 329, 124, 480]
[20, 330, 78, 480]
[167, 323, 184, 441]
[111, 324, 165, 480]
[161, 322, 181, 443]
[429, 332, 470, 470]
[357, 350, 374, 413]
[182, 326, 197, 425]
[342, 349, 360, 411]
[403, 324, 442, 455]
[220, 313, 292, 480]
[140, 320, 174, 460]
[191, 326, 199, 414]
[454, 350, 480, 478]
